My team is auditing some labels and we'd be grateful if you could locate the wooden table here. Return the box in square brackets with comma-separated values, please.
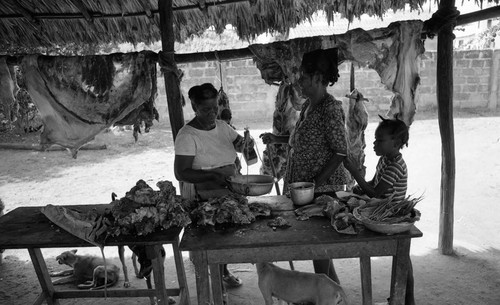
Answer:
[0, 204, 190, 305]
[180, 196, 422, 305]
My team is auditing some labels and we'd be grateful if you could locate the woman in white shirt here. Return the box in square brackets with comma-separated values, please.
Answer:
[174, 83, 253, 288]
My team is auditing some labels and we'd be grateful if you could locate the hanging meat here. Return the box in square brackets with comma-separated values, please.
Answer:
[346, 89, 369, 188]
[250, 21, 425, 126]
[20, 51, 158, 157]
[260, 82, 304, 180]
[0, 57, 20, 127]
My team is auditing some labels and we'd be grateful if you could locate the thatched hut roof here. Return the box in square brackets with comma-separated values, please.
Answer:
[0, 0, 433, 54]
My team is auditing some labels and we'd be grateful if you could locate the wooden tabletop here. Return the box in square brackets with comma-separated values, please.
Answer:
[0, 204, 182, 249]
[180, 196, 423, 251]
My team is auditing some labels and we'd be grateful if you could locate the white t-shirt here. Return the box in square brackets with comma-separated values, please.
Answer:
[174, 120, 239, 170]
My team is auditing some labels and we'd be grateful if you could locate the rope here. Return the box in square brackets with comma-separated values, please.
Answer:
[423, 6, 460, 39]
[158, 50, 184, 81]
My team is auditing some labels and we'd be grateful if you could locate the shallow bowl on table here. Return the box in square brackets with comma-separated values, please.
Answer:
[289, 182, 315, 206]
[227, 175, 274, 196]
[353, 207, 417, 235]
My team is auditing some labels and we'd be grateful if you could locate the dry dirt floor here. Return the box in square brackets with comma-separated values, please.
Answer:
[0, 110, 499, 305]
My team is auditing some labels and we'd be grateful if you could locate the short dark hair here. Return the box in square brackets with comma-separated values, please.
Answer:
[188, 83, 218, 105]
[220, 108, 232, 121]
[301, 48, 339, 86]
[377, 116, 410, 149]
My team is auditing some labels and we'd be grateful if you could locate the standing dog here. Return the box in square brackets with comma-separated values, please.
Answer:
[256, 262, 348, 305]
[50, 249, 120, 289]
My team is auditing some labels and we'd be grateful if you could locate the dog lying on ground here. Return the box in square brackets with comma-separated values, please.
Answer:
[256, 262, 349, 305]
[50, 249, 120, 289]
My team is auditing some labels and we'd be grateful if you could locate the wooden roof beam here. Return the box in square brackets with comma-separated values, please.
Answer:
[10, 1, 38, 25]
[0, 0, 250, 20]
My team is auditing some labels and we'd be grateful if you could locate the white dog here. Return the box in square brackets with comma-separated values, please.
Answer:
[256, 262, 348, 305]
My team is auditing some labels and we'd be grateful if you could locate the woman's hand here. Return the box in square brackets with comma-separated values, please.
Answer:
[260, 132, 276, 144]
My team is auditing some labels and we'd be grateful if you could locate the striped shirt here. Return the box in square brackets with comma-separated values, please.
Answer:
[372, 153, 407, 202]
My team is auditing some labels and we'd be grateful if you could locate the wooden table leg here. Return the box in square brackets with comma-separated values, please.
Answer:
[149, 244, 170, 305]
[389, 239, 410, 305]
[209, 264, 224, 305]
[172, 238, 190, 305]
[191, 251, 211, 305]
[360, 256, 373, 305]
[28, 248, 60, 305]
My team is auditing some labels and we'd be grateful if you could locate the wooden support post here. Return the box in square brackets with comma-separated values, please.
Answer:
[158, 0, 184, 140]
[436, 0, 456, 255]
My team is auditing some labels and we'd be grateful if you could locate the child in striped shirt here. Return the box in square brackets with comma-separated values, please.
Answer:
[344, 116, 409, 201]
[344, 116, 415, 305]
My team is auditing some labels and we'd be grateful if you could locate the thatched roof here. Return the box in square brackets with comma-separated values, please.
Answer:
[1, 1, 499, 55]
[0, 0, 433, 55]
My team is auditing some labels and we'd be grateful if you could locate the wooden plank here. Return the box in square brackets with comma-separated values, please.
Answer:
[0, 143, 106, 151]
[205, 241, 398, 264]
[389, 239, 410, 305]
[172, 238, 191, 305]
[191, 251, 210, 305]
[28, 248, 59, 305]
[0, 0, 251, 20]
[150, 244, 170, 305]
[209, 264, 224, 305]
[180, 212, 422, 252]
[456, 6, 500, 26]
[159, 0, 184, 140]
[0, 205, 182, 249]
[436, 0, 456, 255]
[359, 256, 372, 305]
[54, 288, 163, 298]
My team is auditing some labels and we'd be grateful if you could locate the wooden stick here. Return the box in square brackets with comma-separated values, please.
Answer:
[0, 143, 106, 151]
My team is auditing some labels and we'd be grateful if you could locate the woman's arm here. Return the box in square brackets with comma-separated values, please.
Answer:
[174, 155, 227, 186]
[260, 133, 290, 145]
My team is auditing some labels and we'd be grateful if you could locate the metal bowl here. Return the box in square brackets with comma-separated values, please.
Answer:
[289, 182, 315, 206]
[227, 175, 274, 196]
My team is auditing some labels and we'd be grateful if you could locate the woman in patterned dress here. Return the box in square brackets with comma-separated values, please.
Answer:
[260, 48, 349, 283]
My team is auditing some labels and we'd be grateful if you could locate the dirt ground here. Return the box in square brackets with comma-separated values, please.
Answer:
[0, 110, 499, 305]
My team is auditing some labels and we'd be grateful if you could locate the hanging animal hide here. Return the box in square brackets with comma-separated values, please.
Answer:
[260, 83, 304, 180]
[0, 57, 20, 125]
[21, 51, 158, 157]
[250, 20, 425, 126]
[346, 89, 369, 188]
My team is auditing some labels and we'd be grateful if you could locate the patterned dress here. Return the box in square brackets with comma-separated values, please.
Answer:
[287, 94, 350, 192]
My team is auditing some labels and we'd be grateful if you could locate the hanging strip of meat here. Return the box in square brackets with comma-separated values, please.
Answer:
[260, 82, 304, 180]
[0, 57, 20, 126]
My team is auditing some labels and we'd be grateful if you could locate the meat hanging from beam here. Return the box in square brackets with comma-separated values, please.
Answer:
[250, 20, 425, 126]
[20, 51, 158, 157]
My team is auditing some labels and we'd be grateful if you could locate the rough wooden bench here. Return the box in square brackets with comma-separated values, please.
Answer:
[0, 204, 190, 305]
[180, 195, 422, 305]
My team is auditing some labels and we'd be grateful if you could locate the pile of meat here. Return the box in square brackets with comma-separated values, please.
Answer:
[105, 180, 192, 237]
[190, 193, 271, 226]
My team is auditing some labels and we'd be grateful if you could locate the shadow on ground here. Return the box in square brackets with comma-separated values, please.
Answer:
[1, 246, 499, 305]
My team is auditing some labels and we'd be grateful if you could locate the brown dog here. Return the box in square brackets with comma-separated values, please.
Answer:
[50, 249, 120, 290]
[256, 262, 349, 305]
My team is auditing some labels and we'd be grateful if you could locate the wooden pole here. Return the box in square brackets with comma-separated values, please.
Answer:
[436, 0, 456, 255]
[158, 0, 184, 140]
